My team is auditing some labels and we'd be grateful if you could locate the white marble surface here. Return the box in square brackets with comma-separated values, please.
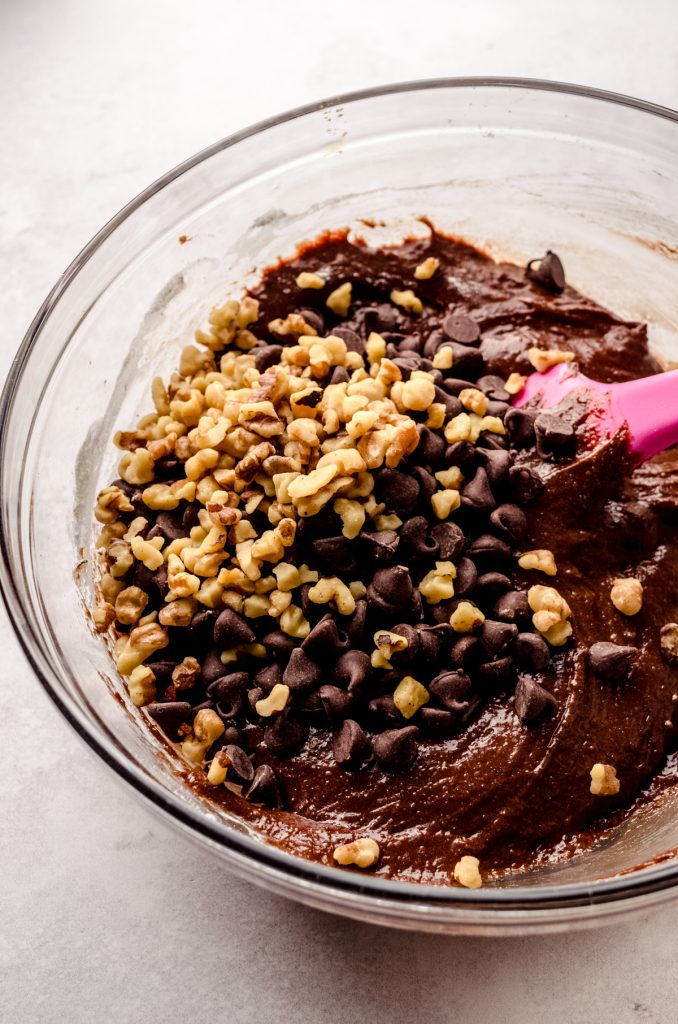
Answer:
[2, 1, 678, 1020]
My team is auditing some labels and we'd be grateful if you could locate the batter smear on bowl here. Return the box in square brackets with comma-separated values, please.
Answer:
[92, 229, 678, 886]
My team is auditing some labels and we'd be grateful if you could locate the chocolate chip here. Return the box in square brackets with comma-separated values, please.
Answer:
[146, 701, 192, 739]
[329, 365, 351, 385]
[347, 600, 367, 645]
[201, 649, 229, 685]
[476, 432, 508, 451]
[363, 303, 400, 331]
[367, 694, 402, 728]
[282, 648, 322, 691]
[389, 623, 420, 665]
[443, 313, 481, 344]
[332, 719, 371, 768]
[214, 609, 256, 647]
[373, 726, 419, 771]
[319, 684, 354, 724]
[133, 562, 169, 601]
[400, 516, 438, 557]
[486, 400, 510, 418]
[514, 677, 557, 722]
[360, 530, 400, 566]
[476, 375, 510, 402]
[429, 669, 472, 708]
[331, 326, 363, 353]
[247, 687, 264, 712]
[455, 557, 478, 596]
[182, 503, 202, 532]
[264, 711, 308, 757]
[253, 663, 282, 693]
[589, 642, 638, 681]
[367, 565, 413, 613]
[508, 464, 544, 504]
[430, 522, 465, 561]
[474, 572, 512, 601]
[512, 632, 551, 671]
[444, 343, 484, 378]
[146, 512, 185, 543]
[450, 635, 482, 671]
[222, 744, 255, 783]
[433, 386, 462, 418]
[505, 407, 537, 448]
[189, 609, 218, 646]
[301, 614, 350, 662]
[207, 671, 250, 702]
[254, 344, 283, 372]
[376, 469, 420, 516]
[298, 308, 325, 334]
[461, 466, 496, 512]
[334, 649, 372, 692]
[466, 534, 512, 565]
[145, 658, 180, 686]
[419, 707, 463, 735]
[526, 250, 566, 294]
[245, 764, 283, 808]
[416, 623, 452, 665]
[481, 620, 518, 657]
[262, 630, 298, 662]
[493, 590, 531, 628]
[314, 535, 356, 575]
[410, 465, 438, 502]
[444, 439, 477, 472]
[489, 503, 527, 542]
[477, 657, 516, 688]
[416, 425, 446, 465]
[534, 412, 575, 459]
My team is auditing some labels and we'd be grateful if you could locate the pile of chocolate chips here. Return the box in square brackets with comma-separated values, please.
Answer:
[108, 248, 578, 807]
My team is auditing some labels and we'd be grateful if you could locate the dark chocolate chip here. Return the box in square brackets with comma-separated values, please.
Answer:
[133, 562, 169, 601]
[526, 250, 566, 294]
[360, 530, 400, 566]
[264, 711, 308, 757]
[331, 326, 364, 353]
[329, 365, 351, 385]
[455, 556, 478, 596]
[146, 701, 192, 739]
[253, 663, 282, 693]
[433, 386, 462, 418]
[461, 466, 496, 512]
[319, 684, 354, 724]
[508, 464, 544, 504]
[145, 658, 179, 686]
[444, 440, 477, 473]
[410, 465, 438, 502]
[474, 572, 512, 601]
[247, 687, 264, 712]
[489, 503, 527, 542]
[262, 630, 298, 662]
[514, 677, 557, 722]
[347, 600, 367, 645]
[429, 522, 465, 560]
[416, 425, 446, 465]
[314, 535, 356, 575]
[481, 620, 518, 657]
[416, 623, 452, 665]
[182, 503, 202, 532]
[389, 623, 420, 665]
[450, 635, 482, 671]
[466, 533, 512, 565]
[512, 632, 551, 672]
[504, 407, 537, 448]
[189, 609, 218, 646]
[254, 344, 283, 372]
[418, 707, 464, 735]
[302, 613, 350, 661]
[146, 512, 185, 543]
[429, 669, 472, 708]
[400, 516, 438, 557]
[534, 412, 575, 459]
[298, 308, 325, 335]
[367, 565, 413, 613]
[282, 648, 322, 691]
[214, 609, 256, 647]
[201, 649, 229, 685]
[477, 657, 516, 688]
[444, 343, 484, 378]
[363, 303, 400, 331]
[476, 375, 510, 402]
[367, 694, 402, 728]
[334, 649, 372, 692]
[373, 726, 419, 771]
[222, 744, 254, 783]
[493, 590, 531, 628]
[376, 469, 420, 516]
[245, 764, 283, 807]
[442, 313, 481, 344]
[332, 719, 371, 768]
[589, 642, 638, 681]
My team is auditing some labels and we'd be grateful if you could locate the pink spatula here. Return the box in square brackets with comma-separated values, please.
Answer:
[512, 362, 678, 461]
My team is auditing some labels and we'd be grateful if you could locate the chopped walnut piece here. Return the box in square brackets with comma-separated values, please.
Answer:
[518, 549, 557, 577]
[333, 837, 380, 869]
[393, 676, 429, 719]
[505, 372, 527, 395]
[454, 855, 482, 889]
[296, 271, 325, 289]
[255, 683, 290, 717]
[326, 282, 352, 317]
[450, 601, 485, 633]
[590, 763, 620, 796]
[414, 256, 439, 280]
[526, 347, 575, 373]
[610, 577, 643, 616]
[390, 288, 423, 314]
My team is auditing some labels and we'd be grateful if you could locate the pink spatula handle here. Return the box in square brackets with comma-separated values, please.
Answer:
[612, 369, 678, 460]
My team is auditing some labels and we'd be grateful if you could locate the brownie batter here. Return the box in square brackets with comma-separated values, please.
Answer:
[100, 228, 678, 884]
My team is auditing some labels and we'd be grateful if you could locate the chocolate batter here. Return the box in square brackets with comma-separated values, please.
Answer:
[107, 229, 678, 883]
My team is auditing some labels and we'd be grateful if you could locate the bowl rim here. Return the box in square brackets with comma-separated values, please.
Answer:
[4, 75, 678, 923]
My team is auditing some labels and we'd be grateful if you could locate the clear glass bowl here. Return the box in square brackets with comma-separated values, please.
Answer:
[3, 78, 678, 935]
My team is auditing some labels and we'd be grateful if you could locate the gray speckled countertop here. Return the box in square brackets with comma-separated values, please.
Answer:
[2, 2, 678, 1020]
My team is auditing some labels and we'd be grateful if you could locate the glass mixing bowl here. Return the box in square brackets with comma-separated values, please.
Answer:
[3, 78, 678, 935]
